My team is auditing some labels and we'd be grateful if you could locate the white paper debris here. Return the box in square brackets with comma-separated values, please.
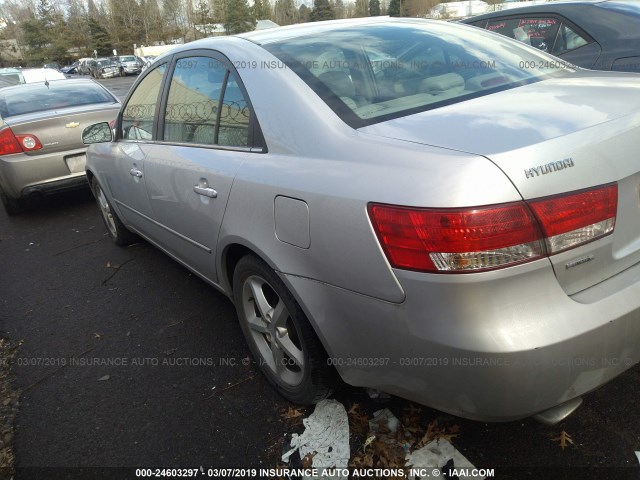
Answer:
[635, 451, 640, 466]
[369, 408, 400, 434]
[406, 439, 484, 480]
[281, 399, 350, 480]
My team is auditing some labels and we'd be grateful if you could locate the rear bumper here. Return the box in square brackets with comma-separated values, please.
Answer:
[284, 258, 640, 421]
[22, 174, 88, 197]
[0, 149, 88, 199]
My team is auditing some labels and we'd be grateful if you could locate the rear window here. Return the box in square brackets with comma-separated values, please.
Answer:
[263, 22, 575, 127]
[120, 56, 137, 62]
[0, 82, 116, 118]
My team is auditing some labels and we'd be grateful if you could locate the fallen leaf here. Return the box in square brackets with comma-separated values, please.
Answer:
[97, 375, 110, 381]
[348, 403, 362, 416]
[402, 403, 423, 426]
[363, 435, 376, 452]
[417, 420, 460, 447]
[552, 431, 574, 450]
[94, 333, 102, 340]
[301, 452, 316, 469]
[348, 403, 370, 435]
[280, 406, 304, 420]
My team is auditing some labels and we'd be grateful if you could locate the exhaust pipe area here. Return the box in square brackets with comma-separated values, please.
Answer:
[532, 397, 583, 425]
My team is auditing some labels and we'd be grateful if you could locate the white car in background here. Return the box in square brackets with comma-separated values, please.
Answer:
[22, 68, 67, 83]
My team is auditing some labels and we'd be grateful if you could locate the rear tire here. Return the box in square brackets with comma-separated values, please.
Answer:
[0, 187, 26, 216]
[233, 255, 337, 404]
[91, 178, 137, 246]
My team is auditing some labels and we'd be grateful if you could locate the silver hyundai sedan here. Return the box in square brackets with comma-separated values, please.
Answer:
[83, 17, 640, 423]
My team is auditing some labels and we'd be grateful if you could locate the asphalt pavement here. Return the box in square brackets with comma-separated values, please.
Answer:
[1, 75, 640, 480]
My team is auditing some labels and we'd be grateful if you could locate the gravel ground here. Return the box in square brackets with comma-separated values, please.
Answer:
[0, 337, 19, 480]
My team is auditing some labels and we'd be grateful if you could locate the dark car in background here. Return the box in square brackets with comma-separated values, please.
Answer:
[0, 78, 120, 214]
[61, 61, 80, 74]
[88, 58, 120, 79]
[462, 0, 640, 72]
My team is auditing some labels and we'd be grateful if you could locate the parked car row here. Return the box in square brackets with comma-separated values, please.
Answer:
[75, 56, 143, 78]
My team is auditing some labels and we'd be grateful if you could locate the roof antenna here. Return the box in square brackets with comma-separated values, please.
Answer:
[45, 79, 50, 88]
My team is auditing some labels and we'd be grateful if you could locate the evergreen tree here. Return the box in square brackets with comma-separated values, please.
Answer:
[195, 0, 214, 37]
[252, 0, 272, 20]
[66, 0, 91, 56]
[223, 0, 255, 34]
[88, 16, 113, 56]
[21, 17, 48, 65]
[310, 0, 335, 21]
[369, 0, 380, 16]
[298, 3, 310, 22]
[388, 0, 400, 16]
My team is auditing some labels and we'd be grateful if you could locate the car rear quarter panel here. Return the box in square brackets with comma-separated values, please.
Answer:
[213, 38, 526, 303]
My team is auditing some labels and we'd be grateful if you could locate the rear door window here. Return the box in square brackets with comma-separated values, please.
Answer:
[162, 55, 252, 148]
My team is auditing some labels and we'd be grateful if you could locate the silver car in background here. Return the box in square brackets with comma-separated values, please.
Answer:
[0, 78, 120, 214]
[114, 55, 143, 76]
[83, 18, 640, 423]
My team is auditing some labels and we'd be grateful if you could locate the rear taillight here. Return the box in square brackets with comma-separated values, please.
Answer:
[528, 184, 617, 254]
[368, 183, 617, 273]
[0, 127, 42, 155]
[0, 127, 22, 155]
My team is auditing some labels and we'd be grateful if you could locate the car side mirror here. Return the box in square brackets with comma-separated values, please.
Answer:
[82, 122, 113, 144]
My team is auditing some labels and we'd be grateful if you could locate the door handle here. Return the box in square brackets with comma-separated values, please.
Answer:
[129, 168, 143, 178]
[193, 186, 218, 198]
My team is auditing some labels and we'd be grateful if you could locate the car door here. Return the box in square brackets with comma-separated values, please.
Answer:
[105, 62, 168, 233]
[142, 52, 264, 283]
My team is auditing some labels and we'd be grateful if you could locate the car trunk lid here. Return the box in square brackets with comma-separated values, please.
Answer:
[360, 72, 640, 295]
[5, 104, 119, 155]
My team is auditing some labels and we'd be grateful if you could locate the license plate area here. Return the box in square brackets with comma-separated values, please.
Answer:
[65, 153, 86, 173]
